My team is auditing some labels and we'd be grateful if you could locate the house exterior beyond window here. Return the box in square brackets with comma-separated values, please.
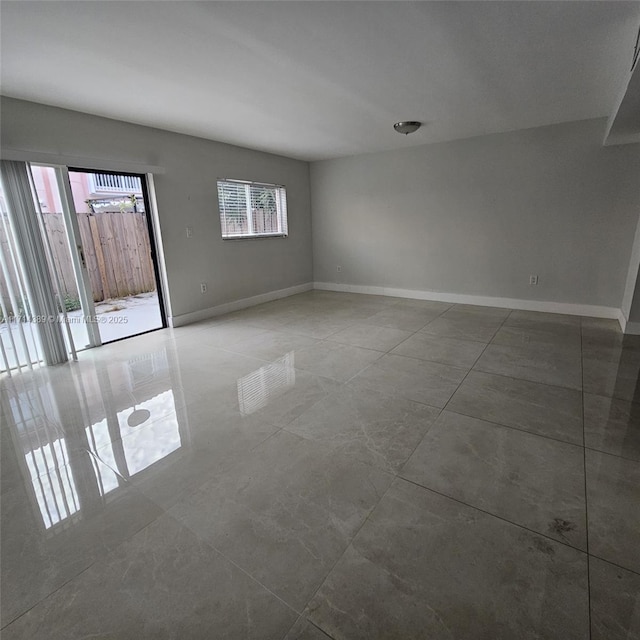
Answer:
[217, 179, 288, 239]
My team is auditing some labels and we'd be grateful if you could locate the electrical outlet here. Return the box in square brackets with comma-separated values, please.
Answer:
[200, 282, 207, 293]
[186, 227, 193, 238]
[529, 275, 539, 285]
[336, 265, 342, 273]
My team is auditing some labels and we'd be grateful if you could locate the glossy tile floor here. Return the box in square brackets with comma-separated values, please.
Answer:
[1, 291, 639, 639]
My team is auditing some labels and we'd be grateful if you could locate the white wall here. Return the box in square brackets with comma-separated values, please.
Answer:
[0, 98, 313, 323]
[311, 119, 640, 310]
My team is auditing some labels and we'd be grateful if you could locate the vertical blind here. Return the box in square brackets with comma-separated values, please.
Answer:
[0, 161, 76, 374]
[217, 179, 288, 239]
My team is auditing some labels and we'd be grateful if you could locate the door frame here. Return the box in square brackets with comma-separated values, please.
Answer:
[66, 166, 168, 344]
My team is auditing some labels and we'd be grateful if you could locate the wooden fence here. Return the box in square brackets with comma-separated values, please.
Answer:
[222, 209, 279, 236]
[0, 211, 156, 314]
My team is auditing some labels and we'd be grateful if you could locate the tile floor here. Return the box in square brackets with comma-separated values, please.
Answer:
[1, 291, 639, 639]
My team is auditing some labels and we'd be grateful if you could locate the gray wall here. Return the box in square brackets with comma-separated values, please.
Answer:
[311, 119, 640, 309]
[0, 98, 313, 321]
[621, 213, 640, 322]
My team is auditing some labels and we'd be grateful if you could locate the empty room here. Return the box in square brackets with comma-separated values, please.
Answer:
[1, 1, 640, 638]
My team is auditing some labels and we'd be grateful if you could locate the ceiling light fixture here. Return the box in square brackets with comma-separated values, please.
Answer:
[393, 121, 422, 135]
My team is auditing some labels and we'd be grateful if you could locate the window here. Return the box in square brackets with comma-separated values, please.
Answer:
[217, 179, 288, 239]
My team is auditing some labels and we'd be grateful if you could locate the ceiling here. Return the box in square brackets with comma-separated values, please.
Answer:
[1, 1, 639, 161]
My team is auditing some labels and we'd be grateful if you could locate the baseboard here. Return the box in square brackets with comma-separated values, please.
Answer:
[169, 279, 629, 331]
[170, 282, 313, 327]
[313, 281, 621, 320]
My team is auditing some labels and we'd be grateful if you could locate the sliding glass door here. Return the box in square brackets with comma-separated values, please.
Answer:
[0, 162, 166, 375]
[66, 169, 165, 343]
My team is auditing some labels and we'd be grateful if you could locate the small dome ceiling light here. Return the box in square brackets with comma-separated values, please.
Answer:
[393, 121, 422, 135]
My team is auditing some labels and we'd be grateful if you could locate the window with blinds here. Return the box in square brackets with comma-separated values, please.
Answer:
[217, 179, 288, 239]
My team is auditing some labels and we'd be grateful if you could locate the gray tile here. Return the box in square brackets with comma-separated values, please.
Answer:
[281, 316, 354, 339]
[492, 325, 582, 350]
[581, 317, 621, 331]
[328, 304, 392, 323]
[174, 348, 269, 404]
[1, 514, 297, 640]
[446, 304, 511, 319]
[283, 617, 334, 640]
[391, 298, 452, 313]
[1, 458, 163, 626]
[292, 341, 382, 382]
[286, 385, 440, 473]
[118, 409, 279, 510]
[582, 342, 640, 364]
[584, 393, 640, 461]
[365, 306, 442, 331]
[506, 310, 582, 329]
[170, 431, 392, 611]
[222, 306, 304, 330]
[583, 350, 640, 402]
[351, 353, 467, 408]
[590, 556, 640, 640]
[184, 359, 343, 431]
[581, 318, 626, 350]
[308, 479, 589, 640]
[421, 314, 503, 343]
[447, 370, 583, 444]
[475, 342, 582, 390]
[196, 321, 273, 349]
[401, 411, 587, 549]
[182, 391, 281, 441]
[326, 323, 412, 352]
[224, 330, 320, 361]
[586, 449, 640, 574]
[391, 332, 486, 368]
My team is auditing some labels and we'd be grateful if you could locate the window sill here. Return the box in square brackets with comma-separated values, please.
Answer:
[222, 234, 288, 241]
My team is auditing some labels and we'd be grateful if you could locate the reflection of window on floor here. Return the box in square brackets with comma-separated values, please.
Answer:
[119, 391, 180, 475]
[237, 352, 296, 415]
[127, 351, 167, 388]
[5, 346, 185, 531]
[10, 388, 80, 530]
[85, 389, 180, 478]
[25, 437, 80, 530]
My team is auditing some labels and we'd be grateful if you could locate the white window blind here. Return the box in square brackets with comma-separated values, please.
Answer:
[217, 179, 288, 239]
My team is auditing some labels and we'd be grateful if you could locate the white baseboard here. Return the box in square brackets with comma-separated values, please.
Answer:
[170, 282, 313, 327]
[614, 310, 640, 335]
[618, 309, 627, 333]
[314, 281, 621, 320]
[169, 279, 632, 333]
[620, 314, 640, 335]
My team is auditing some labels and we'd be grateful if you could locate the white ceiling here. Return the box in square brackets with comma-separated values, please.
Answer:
[2, 1, 639, 161]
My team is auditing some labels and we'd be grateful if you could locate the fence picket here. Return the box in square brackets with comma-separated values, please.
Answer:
[0, 211, 156, 315]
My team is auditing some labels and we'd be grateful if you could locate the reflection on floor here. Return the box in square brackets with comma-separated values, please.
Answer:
[1, 290, 639, 639]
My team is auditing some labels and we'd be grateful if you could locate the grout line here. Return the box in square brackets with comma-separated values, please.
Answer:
[460, 365, 584, 394]
[306, 619, 337, 640]
[580, 318, 593, 640]
[0, 504, 169, 631]
[398, 476, 588, 555]
[158, 511, 302, 618]
[586, 552, 640, 578]
[289, 477, 398, 629]
[0, 558, 103, 630]
[440, 407, 585, 449]
[440, 310, 512, 415]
